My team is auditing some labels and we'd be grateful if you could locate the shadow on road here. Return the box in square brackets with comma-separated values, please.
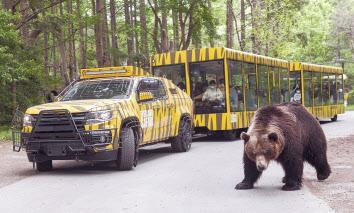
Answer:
[192, 134, 240, 143]
[39, 144, 176, 174]
[319, 120, 338, 125]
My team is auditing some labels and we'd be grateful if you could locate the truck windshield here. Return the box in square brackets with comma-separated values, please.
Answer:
[61, 79, 131, 101]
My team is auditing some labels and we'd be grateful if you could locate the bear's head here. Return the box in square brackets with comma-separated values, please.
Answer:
[241, 131, 285, 172]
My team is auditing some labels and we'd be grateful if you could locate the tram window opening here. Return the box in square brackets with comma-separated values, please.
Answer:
[153, 64, 186, 91]
[322, 73, 330, 105]
[228, 60, 244, 112]
[189, 60, 226, 114]
[329, 74, 337, 104]
[280, 68, 289, 103]
[290, 73, 302, 103]
[270, 67, 281, 104]
[244, 63, 257, 111]
[258, 65, 269, 107]
[313, 72, 322, 106]
[303, 71, 313, 107]
[337, 74, 344, 104]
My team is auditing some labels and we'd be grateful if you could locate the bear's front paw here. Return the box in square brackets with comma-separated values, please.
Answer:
[235, 181, 254, 190]
[317, 170, 330, 181]
[281, 183, 301, 191]
[282, 176, 287, 183]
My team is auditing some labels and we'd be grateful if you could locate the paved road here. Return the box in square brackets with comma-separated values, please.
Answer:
[0, 112, 353, 213]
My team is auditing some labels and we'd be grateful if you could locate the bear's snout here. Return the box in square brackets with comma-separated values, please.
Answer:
[256, 155, 269, 172]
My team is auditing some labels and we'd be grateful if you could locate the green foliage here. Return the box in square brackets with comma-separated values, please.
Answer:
[0, 9, 57, 124]
[0, 126, 11, 141]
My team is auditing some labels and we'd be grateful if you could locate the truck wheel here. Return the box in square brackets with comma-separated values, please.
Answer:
[116, 127, 135, 170]
[171, 118, 192, 152]
[36, 160, 52, 172]
[331, 114, 337, 122]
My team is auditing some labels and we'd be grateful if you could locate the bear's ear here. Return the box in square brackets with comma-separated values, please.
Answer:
[268, 132, 278, 142]
[240, 132, 250, 142]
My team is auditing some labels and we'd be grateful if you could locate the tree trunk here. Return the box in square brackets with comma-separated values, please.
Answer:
[124, 0, 134, 64]
[182, 12, 193, 50]
[50, 0, 58, 76]
[240, 0, 246, 51]
[139, 0, 148, 61]
[110, 0, 120, 66]
[2, 0, 13, 10]
[66, 0, 77, 80]
[207, 0, 214, 47]
[93, 0, 103, 66]
[178, 4, 185, 50]
[133, 0, 140, 66]
[59, 1, 70, 85]
[226, 0, 234, 48]
[19, 0, 30, 46]
[77, 0, 87, 69]
[44, 30, 49, 76]
[160, 0, 168, 52]
[102, 1, 110, 66]
[151, 0, 161, 53]
[250, 0, 258, 54]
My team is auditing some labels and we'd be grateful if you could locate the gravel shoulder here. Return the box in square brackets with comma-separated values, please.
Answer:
[0, 140, 36, 188]
[304, 135, 354, 213]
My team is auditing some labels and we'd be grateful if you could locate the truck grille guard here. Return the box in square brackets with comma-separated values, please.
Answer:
[11, 103, 141, 166]
[11, 109, 116, 154]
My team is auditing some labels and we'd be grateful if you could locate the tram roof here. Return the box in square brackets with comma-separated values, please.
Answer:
[151, 47, 288, 68]
[290, 62, 343, 74]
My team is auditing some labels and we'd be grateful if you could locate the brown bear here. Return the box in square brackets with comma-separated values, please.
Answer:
[235, 102, 331, 191]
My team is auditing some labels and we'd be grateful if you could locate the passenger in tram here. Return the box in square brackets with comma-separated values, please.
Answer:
[202, 80, 224, 105]
[290, 82, 301, 102]
[330, 80, 337, 102]
[218, 78, 226, 98]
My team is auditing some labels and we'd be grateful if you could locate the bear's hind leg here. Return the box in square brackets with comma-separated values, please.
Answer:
[235, 153, 262, 190]
[281, 158, 303, 191]
[304, 142, 331, 181]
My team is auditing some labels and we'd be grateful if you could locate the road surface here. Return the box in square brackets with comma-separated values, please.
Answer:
[0, 112, 353, 213]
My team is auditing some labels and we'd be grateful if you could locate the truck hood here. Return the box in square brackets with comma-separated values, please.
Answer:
[25, 99, 124, 114]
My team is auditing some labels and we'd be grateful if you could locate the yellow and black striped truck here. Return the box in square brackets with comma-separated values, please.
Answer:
[13, 66, 193, 171]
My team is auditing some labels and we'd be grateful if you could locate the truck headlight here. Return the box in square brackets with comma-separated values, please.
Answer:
[23, 114, 34, 127]
[87, 110, 113, 124]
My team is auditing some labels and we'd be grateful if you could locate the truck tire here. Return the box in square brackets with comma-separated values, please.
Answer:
[36, 160, 52, 172]
[116, 127, 135, 170]
[171, 118, 192, 152]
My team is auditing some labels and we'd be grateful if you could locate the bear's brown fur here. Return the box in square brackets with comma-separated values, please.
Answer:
[235, 102, 331, 191]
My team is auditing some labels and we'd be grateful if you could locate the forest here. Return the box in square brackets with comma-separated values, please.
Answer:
[0, 0, 354, 125]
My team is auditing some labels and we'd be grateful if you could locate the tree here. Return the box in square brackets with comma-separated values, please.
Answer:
[124, 0, 134, 64]
[110, 0, 119, 66]
[226, 0, 234, 48]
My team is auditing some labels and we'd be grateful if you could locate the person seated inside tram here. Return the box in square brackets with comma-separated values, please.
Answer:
[193, 81, 208, 100]
[330, 81, 337, 102]
[202, 80, 224, 106]
[218, 79, 226, 97]
[290, 82, 301, 102]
